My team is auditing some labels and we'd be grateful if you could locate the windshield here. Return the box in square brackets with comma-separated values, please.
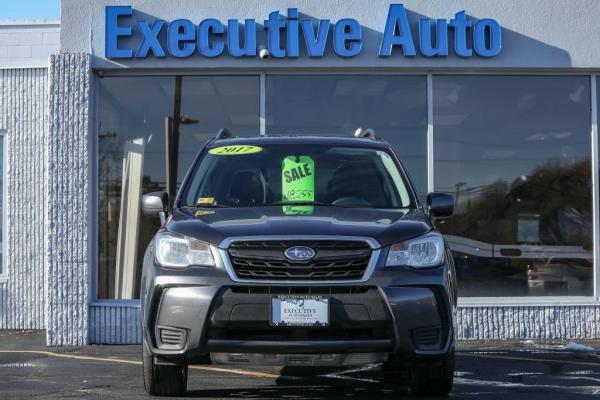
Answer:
[182, 144, 414, 209]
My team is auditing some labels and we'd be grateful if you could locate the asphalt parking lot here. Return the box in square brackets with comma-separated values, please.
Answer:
[0, 331, 599, 399]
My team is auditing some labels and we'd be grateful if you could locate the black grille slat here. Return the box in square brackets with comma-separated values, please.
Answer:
[229, 286, 371, 295]
[158, 327, 186, 346]
[412, 326, 442, 349]
[228, 240, 372, 281]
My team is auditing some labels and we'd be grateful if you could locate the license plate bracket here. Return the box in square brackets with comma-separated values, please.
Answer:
[271, 295, 329, 327]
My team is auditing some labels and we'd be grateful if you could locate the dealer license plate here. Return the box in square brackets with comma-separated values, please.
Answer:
[271, 296, 329, 327]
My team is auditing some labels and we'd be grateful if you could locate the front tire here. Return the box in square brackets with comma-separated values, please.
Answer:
[408, 349, 455, 396]
[143, 342, 188, 396]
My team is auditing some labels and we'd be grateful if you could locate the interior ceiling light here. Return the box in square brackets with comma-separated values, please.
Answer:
[446, 86, 462, 103]
[334, 80, 388, 96]
[525, 132, 546, 141]
[569, 84, 585, 103]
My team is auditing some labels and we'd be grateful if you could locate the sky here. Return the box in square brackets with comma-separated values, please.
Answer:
[1, 0, 61, 19]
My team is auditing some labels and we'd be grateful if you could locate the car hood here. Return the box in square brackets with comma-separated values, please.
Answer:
[165, 206, 433, 248]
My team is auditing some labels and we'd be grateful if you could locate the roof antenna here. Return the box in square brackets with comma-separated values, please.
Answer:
[354, 127, 375, 139]
[216, 128, 233, 139]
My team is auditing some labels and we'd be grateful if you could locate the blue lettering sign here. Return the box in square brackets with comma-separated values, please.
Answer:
[473, 18, 502, 57]
[198, 19, 225, 57]
[104, 5, 502, 60]
[228, 19, 256, 57]
[419, 19, 448, 57]
[105, 5, 133, 58]
[449, 11, 472, 57]
[379, 4, 416, 57]
[168, 19, 196, 58]
[334, 19, 362, 57]
[264, 11, 286, 58]
[301, 19, 330, 57]
[136, 20, 165, 58]
[286, 8, 300, 58]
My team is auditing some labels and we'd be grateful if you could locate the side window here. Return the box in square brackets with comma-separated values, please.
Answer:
[379, 151, 410, 207]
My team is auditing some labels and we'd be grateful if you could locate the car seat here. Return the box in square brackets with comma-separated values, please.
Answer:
[327, 160, 386, 206]
[226, 170, 266, 206]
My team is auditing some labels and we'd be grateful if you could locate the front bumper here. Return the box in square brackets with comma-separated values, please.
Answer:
[141, 241, 455, 364]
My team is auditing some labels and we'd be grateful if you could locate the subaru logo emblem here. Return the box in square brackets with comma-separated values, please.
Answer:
[284, 246, 316, 261]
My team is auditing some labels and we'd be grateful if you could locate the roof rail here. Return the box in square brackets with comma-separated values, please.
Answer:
[354, 127, 375, 139]
[216, 128, 234, 140]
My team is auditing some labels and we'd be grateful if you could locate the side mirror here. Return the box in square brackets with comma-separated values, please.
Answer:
[142, 191, 169, 224]
[426, 192, 454, 218]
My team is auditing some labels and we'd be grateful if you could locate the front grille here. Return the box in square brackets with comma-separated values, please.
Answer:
[227, 240, 372, 281]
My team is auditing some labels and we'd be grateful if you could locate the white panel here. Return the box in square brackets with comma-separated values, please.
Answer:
[114, 138, 145, 300]
[89, 304, 142, 344]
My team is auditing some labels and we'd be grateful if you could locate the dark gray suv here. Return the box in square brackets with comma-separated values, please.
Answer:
[140, 135, 457, 396]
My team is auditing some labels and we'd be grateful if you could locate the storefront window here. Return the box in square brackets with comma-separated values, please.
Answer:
[434, 75, 593, 297]
[266, 75, 428, 194]
[98, 75, 259, 299]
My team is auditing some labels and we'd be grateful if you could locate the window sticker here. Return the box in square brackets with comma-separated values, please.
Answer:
[208, 145, 262, 155]
[282, 205, 314, 215]
[196, 197, 215, 205]
[195, 210, 215, 217]
[282, 156, 315, 203]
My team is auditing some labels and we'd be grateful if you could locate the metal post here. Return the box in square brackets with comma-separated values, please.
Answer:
[164, 116, 173, 206]
[260, 73, 266, 135]
[165, 76, 183, 207]
[427, 73, 434, 194]
[590, 75, 599, 300]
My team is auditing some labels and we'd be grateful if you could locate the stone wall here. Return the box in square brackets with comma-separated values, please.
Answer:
[46, 53, 91, 346]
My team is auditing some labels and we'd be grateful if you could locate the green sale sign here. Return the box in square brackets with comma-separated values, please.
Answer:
[281, 156, 315, 215]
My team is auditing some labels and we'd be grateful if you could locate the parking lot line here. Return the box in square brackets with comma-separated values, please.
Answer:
[190, 365, 280, 378]
[0, 350, 280, 379]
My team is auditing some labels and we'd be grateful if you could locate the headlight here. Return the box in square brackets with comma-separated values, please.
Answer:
[385, 233, 444, 268]
[154, 231, 215, 268]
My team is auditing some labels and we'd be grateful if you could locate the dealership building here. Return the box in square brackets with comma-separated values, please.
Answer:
[2, 0, 600, 346]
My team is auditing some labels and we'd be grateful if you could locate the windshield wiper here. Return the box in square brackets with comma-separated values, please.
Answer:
[267, 201, 334, 207]
[189, 204, 232, 208]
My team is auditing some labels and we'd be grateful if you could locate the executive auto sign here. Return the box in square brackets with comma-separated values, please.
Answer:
[105, 4, 502, 59]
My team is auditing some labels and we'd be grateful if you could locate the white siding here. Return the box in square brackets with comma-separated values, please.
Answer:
[0, 68, 48, 330]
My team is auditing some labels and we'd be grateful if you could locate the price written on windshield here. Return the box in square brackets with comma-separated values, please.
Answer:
[285, 188, 314, 201]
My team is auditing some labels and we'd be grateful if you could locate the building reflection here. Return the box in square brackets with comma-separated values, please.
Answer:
[439, 158, 592, 297]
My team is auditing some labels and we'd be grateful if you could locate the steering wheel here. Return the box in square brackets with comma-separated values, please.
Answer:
[332, 197, 372, 207]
